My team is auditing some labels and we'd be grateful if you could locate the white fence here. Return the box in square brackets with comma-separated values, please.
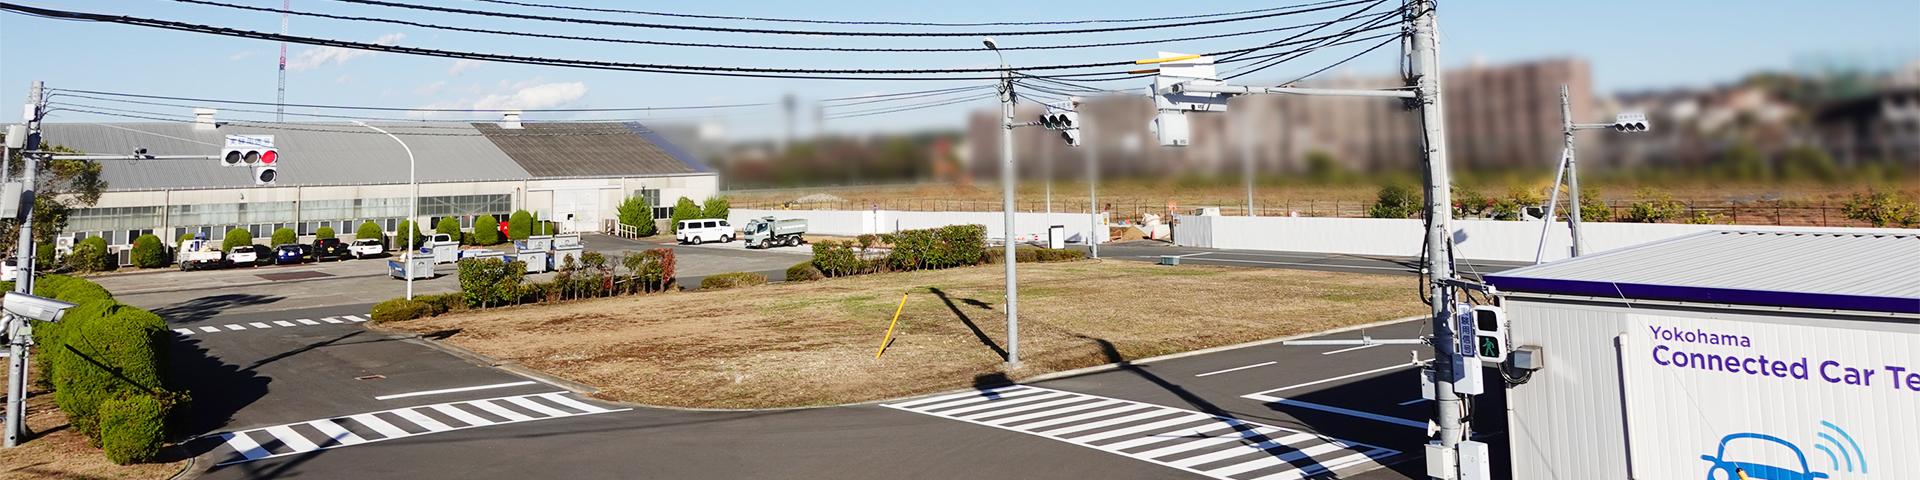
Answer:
[1174, 215, 1920, 263]
[731, 209, 1110, 245]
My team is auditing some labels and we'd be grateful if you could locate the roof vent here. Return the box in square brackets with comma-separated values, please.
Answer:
[193, 108, 217, 130]
[499, 111, 523, 129]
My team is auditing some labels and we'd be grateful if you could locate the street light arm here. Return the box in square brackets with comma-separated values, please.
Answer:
[352, 121, 419, 300]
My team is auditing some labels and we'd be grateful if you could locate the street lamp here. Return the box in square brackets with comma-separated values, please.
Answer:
[352, 121, 418, 299]
[985, 37, 1019, 367]
[1533, 85, 1652, 263]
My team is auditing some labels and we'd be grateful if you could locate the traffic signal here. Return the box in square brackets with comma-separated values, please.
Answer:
[1472, 305, 1506, 363]
[222, 134, 277, 167]
[1611, 113, 1650, 133]
[1038, 104, 1082, 147]
[253, 164, 278, 185]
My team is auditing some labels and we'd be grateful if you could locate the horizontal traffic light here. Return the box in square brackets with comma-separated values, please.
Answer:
[1611, 113, 1650, 133]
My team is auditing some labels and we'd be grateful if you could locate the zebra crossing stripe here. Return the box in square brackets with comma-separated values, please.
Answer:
[209, 391, 629, 466]
[248, 322, 273, 329]
[343, 314, 368, 322]
[295, 319, 319, 325]
[888, 385, 1027, 410]
[199, 326, 221, 333]
[173, 328, 194, 335]
[321, 317, 345, 324]
[172, 314, 377, 336]
[223, 324, 246, 331]
[272, 320, 297, 327]
[882, 386, 1399, 480]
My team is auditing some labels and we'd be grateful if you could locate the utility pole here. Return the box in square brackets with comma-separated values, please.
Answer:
[1083, 99, 1099, 259]
[1408, 1, 1467, 476]
[1560, 86, 1585, 257]
[5, 80, 45, 448]
[1241, 110, 1257, 216]
[1533, 85, 1649, 264]
[987, 38, 1019, 366]
[277, 0, 288, 122]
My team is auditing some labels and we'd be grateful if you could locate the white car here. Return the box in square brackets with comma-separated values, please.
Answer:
[349, 239, 386, 259]
[675, 218, 733, 245]
[227, 245, 261, 266]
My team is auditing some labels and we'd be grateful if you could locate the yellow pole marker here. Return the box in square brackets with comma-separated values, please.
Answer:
[875, 291, 910, 359]
[1134, 53, 1201, 65]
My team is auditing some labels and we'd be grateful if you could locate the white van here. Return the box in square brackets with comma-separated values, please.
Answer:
[676, 218, 733, 245]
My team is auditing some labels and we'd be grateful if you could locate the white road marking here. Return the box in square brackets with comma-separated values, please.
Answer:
[883, 386, 1397, 480]
[1319, 343, 1384, 355]
[1241, 395, 1425, 429]
[348, 413, 411, 439]
[220, 432, 270, 460]
[248, 322, 272, 329]
[888, 385, 1027, 410]
[1397, 398, 1426, 406]
[428, 404, 495, 427]
[537, 392, 611, 413]
[305, 420, 367, 446]
[261, 425, 318, 452]
[211, 391, 628, 466]
[199, 326, 221, 333]
[390, 408, 453, 432]
[1194, 361, 1276, 377]
[272, 320, 297, 327]
[320, 317, 345, 324]
[343, 314, 368, 322]
[504, 396, 571, 417]
[173, 328, 194, 335]
[373, 381, 538, 401]
[223, 324, 246, 331]
[467, 399, 534, 421]
[1244, 360, 1421, 397]
[295, 319, 319, 325]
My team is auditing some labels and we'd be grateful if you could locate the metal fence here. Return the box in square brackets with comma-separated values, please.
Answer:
[734, 199, 1879, 228]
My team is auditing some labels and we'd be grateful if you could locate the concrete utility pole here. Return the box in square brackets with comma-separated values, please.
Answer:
[5, 80, 44, 448]
[1082, 100, 1099, 259]
[987, 38, 1020, 366]
[1408, 0, 1467, 474]
[1241, 112, 1257, 216]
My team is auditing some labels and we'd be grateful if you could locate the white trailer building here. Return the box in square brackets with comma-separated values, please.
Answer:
[1483, 230, 1919, 480]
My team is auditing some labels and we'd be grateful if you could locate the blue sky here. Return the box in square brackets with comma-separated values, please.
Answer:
[3, 0, 1916, 139]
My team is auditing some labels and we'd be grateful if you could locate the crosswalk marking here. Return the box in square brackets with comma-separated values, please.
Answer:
[168, 313, 373, 337]
[248, 322, 272, 329]
[883, 386, 1398, 480]
[206, 391, 627, 466]
[321, 317, 345, 324]
[199, 326, 221, 333]
[272, 320, 297, 327]
[174, 328, 194, 335]
[223, 324, 246, 331]
[343, 314, 368, 322]
[295, 319, 319, 325]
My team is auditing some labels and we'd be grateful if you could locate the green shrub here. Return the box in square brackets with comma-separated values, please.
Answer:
[472, 214, 502, 245]
[32, 298, 117, 389]
[36, 241, 54, 267]
[624, 248, 676, 292]
[1841, 191, 1920, 228]
[354, 221, 384, 242]
[1578, 186, 1612, 222]
[669, 197, 702, 233]
[436, 216, 463, 243]
[1491, 186, 1545, 221]
[1451, 184, 1492, 218]
[99, 394, 167, 464]
[177, 232, 196, 245]
[69, 236, 115, 272]
[130, 234, 167, 268]
[315, 225, 336, 240]
[616, 197, 658, 237]
[702, 196, 730, 221]
[53, 303, 168, 441]
[508, 210, 534, 240]
[412, 292, 462, 316]
[370, 297, 429, 323]
[1369, 183, 1421, 219]
[394, 220, 425, 249]
[457, 258, 525, 308]
[699, 272, 766, 290]
[811, 241, 864, 277]
[221, 228, 253, 252]
[1621, 188, 1686, 223]
[785, 261, 824, 282]
[270, 227, 296, 246]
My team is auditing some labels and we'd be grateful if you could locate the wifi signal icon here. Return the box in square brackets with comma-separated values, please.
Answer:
[1813, 421, 1866, 475]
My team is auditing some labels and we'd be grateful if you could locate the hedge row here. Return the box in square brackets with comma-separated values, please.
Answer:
[371, 248, 678, 323]
[1, 275, 179, 464]
[811, 224, 997, 277]
[698, 272, 766, 290]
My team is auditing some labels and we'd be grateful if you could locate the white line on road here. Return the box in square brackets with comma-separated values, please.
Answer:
[1397, 398, 1426, 406]
[344, 314, 368, 322]
[199, 326, 221, 333]
[272, 320, 296, 327]
[1242, 394, 1425, 429]
[222, 324, 246, 331]
[1245, 360, 1421, 397]
[248, 322, 272, 329]
[1194, 361, 1277, 377]
[1319, 343, 1383, 355]
[373, 381, 538, 401]
[320, 317, 345, 324]
[173, 328, 194, 335]
[295, 319, 319, 325]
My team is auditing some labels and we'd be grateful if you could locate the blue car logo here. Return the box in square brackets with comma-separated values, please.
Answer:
[1701, 432, 1828, 480]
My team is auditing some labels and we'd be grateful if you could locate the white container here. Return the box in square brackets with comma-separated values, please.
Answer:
[519, 235, 552, 253]
[429, 241, 458, 264]
[551, 233, 581, 250]
[512, 251, 549, 273]
[387, 255, 435, 280]
[1047, 225, 1066, 249]
[550, 246, 584, 270]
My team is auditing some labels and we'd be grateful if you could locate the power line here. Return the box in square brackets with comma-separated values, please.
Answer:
[326, 0, 1374, 37]
[49, 106, 670, 137]
[1222, 5, 1407, 80]
[49, 94, 770, 123]
[472, 0, 1350, 27]
[1219, 0, 1394, 63]
[174, 0, 1388, 53]
[1275, 35, 1402, 86]
[820, 84, 996, 103]
[822, 86, 996, 108]
[50, 88, 772, 113]
[824, 93, 996, 120]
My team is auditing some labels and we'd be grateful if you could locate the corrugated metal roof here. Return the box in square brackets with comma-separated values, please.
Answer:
[39, 122, 532, 190]
[473, 122, 709, 178]
[1486, 230, 1920, 314]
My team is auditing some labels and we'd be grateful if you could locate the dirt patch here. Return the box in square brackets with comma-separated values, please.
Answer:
[382, 260, 1425, 409]
[0, 371, 184, 480]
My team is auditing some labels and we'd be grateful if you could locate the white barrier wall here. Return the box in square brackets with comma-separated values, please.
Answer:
[1174, 215, 1920, 263]
[732, 209, 1109, 244]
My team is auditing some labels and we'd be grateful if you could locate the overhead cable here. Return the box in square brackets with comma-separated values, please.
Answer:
[471, 0, 1350, 27]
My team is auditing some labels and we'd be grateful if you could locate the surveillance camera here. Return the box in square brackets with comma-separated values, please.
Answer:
[4, 292, 76, 323]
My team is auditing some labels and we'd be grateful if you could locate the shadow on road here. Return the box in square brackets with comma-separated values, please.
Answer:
[1262, 367, 1512, 479]
[163, 336, 270, 457]
[927, 287, 1006, 361]
[149, 294, 285, 324]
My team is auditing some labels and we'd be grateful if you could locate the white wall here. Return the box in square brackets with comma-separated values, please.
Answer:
[1174, 215, 1920, 262]
[731, 209, 1109, 245]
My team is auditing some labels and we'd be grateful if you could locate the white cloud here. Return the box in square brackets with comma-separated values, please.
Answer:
[335, 74, 355, 84]
[228, 50, 257, 61]
[288, 33, 404, 71]
[448, 59, 483, 76]
[411, 80, 589, 118]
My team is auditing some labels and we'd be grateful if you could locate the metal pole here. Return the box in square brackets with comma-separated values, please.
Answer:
[1409, 2, 1466, 476]
[996, 61, 1020, 367]
[6, 80, 44, 448]
[1085, 102, 1099, 259]
[1242, 113, 1257, 216]
[1533, 147, 1568, 264]
[354, 121, 416, 299]
[1562, 85, 1586, 257]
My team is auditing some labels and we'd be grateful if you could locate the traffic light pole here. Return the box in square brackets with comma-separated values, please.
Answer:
[996, 66, 1020, 367]
[6, 81, 45, 448]
[1560, 86, 1586, 257]
[1083, 102, 1099, 259]
[1409, 1, 1469, 476]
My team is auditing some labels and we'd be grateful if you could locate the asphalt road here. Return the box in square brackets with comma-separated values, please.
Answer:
[1088, 241, 1530, 278]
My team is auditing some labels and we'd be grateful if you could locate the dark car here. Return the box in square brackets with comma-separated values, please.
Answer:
[312, 238, 350, 261]
[274, 244, 308, 265]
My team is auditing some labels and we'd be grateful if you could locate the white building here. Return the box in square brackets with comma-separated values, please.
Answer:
[40, 114, 716, 258]
[1484, 231, 1919, 479]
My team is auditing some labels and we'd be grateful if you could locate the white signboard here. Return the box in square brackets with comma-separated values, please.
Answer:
[224, 134, 274, 149]
[1622, 313, 1919, 479]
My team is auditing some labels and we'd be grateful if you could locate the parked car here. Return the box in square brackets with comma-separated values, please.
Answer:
[227, 245, 262, 267]
[177, 238, 224, 271]
[675, 218, 733, 245]
[312, 237, 350, 261]
[349, 239, 386, 259]
[274, 244, 308, 265]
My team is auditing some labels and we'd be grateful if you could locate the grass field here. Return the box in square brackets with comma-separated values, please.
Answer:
[384, 261, 1426, 409]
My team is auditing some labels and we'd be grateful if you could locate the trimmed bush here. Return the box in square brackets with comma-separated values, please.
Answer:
[669, 197, 701, 233]
[810, 241, 864, 277]
[1368, 183, 1421, 219]
[472, 214, 502, 245]
[436, 216, 463, 243]
[616, 197, 657, 237]
[70, 236, 115, 272]
[394, 220, 425, 249]
[625, 248, 676, 292]
[315, 225, 336, 240]
[879, 224, 986, 271]
[36, 241, 54, 268]
[131, 234, 167, 268]
[270, 227, 297, 246]
[221, 228, 253, 252]
[785, 261, 824, 282]
[412, 292, 463, 317]
[508, 210, 534, 240]
[99, 394, 168, 464]
[457, 258, 525, 308]
[701, 196, 730, 221]
[355, 221, 384, 242]
[699, 272, 766, 290]
[177, 232, 196, 245]
[53, 302, 169, 441]
[370, 297, 430, 323]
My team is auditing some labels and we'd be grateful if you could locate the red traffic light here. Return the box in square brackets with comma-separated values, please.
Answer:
[260, 150, 277, 165]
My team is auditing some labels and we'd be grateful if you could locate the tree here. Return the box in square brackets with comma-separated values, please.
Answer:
[702, 196, 731, 221]
[270, 227, 296, 246]
[394, 220, 424, 249]
[616, 197, 657, 236]
[69, 237, 114, 272]
[221, 228, 253, 252]
[1621, 188, 1686, 223]
[1841, 191, 1920, 228]
[508, 210, 534, 240]
[1368, 183, 1420, 219]
[130, 234, 167, 268]
[436, 217, 462, 243]
[0, 142, 107, 253]
[315, 225, 336, 240]
[1578, 186, 1612, 222]
[669, 197, 702, 232]
[472, 214, 501, 245]
[354, 221, 383, 243]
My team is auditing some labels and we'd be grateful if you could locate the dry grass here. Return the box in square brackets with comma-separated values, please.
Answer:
[0, 371, 184, 480]
[383, 261, 1425, 409]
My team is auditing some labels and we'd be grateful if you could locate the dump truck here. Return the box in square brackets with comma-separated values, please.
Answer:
[743, 216, 807, 249]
